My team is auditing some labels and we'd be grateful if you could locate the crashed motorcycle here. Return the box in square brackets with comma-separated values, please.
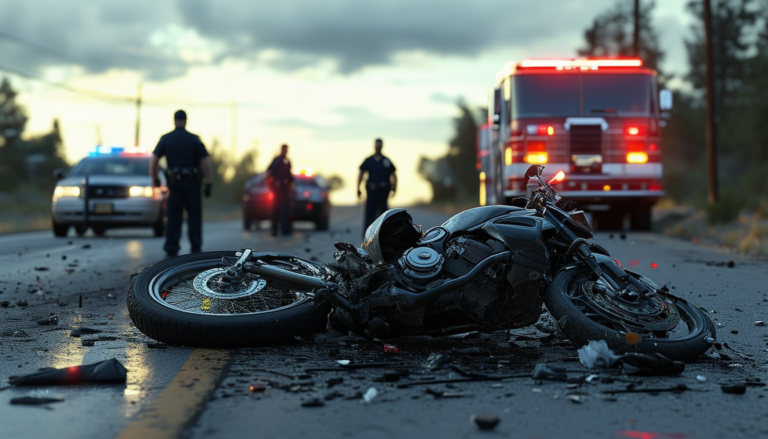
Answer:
[128, 165, 715, 361]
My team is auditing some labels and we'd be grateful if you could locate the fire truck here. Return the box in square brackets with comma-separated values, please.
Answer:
[478, 58, 672, 230]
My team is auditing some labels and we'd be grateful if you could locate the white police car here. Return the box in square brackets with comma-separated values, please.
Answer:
[51, 146, 167, 237]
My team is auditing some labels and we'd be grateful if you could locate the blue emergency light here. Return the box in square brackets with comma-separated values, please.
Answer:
[88, 146, 148, 157]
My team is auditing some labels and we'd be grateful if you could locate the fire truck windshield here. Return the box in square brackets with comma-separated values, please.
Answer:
[512, 73, 653, 118]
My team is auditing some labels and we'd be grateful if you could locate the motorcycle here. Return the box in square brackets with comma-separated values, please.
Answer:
[128, 165, 715, 361]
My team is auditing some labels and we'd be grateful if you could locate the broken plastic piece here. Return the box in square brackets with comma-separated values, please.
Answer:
[578, 340, 621, 368]
[625, 332, 642, 345]
[249, 383, 267, 392]
[9, 358, 127, 386]
[425, 353, 452, 370]
[383, 344, 399, 354]
[301, 397, 324, 407]
[362, 387, 378, 403]
[619, 353, 685, 376]
[696, 375, 707, 383]
[532, 363, 567, 382]
[470, 414, 500, 430]
[36, 315, 59, 326]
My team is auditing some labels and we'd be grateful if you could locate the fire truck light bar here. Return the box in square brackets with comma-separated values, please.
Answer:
[519, 59, 643, 69]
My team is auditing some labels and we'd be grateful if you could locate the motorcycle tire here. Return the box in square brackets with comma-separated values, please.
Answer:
[544, 266, 715, 361]
[128, 251, 330, 348]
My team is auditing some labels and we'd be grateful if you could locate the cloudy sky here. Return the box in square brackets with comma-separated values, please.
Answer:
[2, 0, 694, 205]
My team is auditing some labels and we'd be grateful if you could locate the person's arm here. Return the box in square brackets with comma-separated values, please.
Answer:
[200, 156, 213, 197]
[390, 172, 397, 197]
[357, 169, 364, 198]
[149, 155, 161, 187]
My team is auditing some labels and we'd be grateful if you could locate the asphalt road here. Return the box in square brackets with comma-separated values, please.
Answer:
[0, 205, 766, 439]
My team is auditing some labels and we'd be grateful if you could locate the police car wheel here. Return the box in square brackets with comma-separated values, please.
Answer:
[128, 251, 330, 347]
[52, 219, 69, 237]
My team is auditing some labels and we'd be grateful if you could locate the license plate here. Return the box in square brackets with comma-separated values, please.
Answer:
[93, 203, 114, 214]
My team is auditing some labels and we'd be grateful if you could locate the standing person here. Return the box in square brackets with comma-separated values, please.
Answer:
[357, 138, 397, 234]
[149, 110, 212, 257]
[266, 144, 294, 237]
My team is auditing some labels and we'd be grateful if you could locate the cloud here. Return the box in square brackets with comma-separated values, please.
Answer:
[0, 0, 626, 79]
[269, 106, 452, 143]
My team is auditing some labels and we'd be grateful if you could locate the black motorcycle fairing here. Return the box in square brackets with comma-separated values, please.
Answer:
[441, 206, 524, 234]
[363, 209, 421, 266]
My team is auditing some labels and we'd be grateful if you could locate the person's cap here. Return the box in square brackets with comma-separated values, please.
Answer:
[174, 110, 187, 120]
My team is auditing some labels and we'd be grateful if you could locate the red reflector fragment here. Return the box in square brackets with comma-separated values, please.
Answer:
[161, 290, 171, 299]
[383, 344, 399, 354]
[651, 262, 659, 269]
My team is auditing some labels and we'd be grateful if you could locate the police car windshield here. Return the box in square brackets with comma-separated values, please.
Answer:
[68, 157, 150, 176]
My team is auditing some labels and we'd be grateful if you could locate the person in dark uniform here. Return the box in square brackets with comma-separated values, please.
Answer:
[357, 138, 397, 234]
[149, 110, 213, 257]
[266, 144, 294, 237]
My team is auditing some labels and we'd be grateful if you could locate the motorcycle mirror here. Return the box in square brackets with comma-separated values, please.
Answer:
[547, 170, 566, 185]
[522, 165, 543, 188]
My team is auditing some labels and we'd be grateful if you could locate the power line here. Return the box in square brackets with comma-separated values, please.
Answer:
[0, 63, 132, 104]
[0, 30, 82, 64]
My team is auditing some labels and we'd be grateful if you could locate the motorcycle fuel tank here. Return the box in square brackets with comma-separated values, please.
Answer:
[363, 209, 421, 265]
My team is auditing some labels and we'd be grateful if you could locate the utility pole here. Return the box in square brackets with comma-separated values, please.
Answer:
[95, 124, 102, 145]
[703, 0, 718, 203]
[134, 82, 142, 147]
[633, 0, 640, 57]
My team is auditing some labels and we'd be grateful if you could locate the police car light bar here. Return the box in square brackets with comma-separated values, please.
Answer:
[519, 58, 643, 69]
[88, 146, 149, 157]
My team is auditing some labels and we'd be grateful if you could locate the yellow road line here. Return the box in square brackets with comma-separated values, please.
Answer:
[116, 349, 230, 439]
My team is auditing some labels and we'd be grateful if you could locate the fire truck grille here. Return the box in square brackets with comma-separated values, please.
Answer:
[569, 125, 602, 154]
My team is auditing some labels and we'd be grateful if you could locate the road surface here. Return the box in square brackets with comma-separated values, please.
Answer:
[0, 206, 766, 439]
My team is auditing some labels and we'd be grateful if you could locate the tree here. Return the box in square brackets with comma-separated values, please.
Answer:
[578, 0, 664, 72]
[419, 102, 479, 205]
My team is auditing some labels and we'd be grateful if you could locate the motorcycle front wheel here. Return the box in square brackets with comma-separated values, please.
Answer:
[128, 251, 330, 347]
[544, 266, 715, 361]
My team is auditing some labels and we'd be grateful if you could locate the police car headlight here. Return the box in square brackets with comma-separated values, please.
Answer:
[53, 186, 81, 198]
[129, 186, 154, 197]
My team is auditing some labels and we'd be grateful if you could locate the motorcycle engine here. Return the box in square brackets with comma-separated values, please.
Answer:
[399, 247, 444, 286]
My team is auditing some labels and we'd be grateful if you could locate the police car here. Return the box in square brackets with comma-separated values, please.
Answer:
[242, 170, 330, 231]
[51, 146, 167, 237]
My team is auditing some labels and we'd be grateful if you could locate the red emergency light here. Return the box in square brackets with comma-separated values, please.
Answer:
[519, 58, 643, 70]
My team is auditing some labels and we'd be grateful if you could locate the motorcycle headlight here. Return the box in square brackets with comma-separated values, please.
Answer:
[53, 186, 81, 198]
[129, 186, 154, 197]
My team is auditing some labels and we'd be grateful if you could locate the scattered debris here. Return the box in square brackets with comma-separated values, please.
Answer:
[470, 414, 500, 430]
[450, 347, 492, 356]
[10, 396, 64, 405]
[301, 397, 324, 407]
[425, 353, 452, 370]
[727, 260, 735, 268]
[383, 344, 399, 354]
[0, 301, 9, 308]
[578, 340, 621, 368]
[9, 358, 127, 386]
[756, 321, 765, 327]
[721, 384, 747, 395]
[16, 300, 29, 307]
[696, 375, 707, 383]
[566, 394, 583, 404]
[532, 363, 567, 382]
[81, 340, 95, 347]
[81, 244, 91, 249]
[249, 383, 267, 393]
[69, 327, 103, 337]
[36, 315, 59, 326]
[362, 387, 378, 403]
[34, 267, 49, 271]
[326, 377, 344, 387]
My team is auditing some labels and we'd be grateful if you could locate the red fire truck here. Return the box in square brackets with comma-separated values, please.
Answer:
[478, 58, 672, 230]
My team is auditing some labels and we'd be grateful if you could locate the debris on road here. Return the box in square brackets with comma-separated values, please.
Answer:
[425, 353, 452, 370]
[532, 363, 568, 382]
[696, 375, 707, 383]
[69, 327, 103, 337]
[34, 267, 49, 271]
[362, 387, 378, 403]
[756, 321, 765, 327]
[9, 358, 127, 386]
[601, 384, 690, 394]
[36, 315, 59, 326]
[16, 300, 28, 307]
[721, 384, 747, 394]
[578, 340, 621, 368]
[470, 414, 500, 430]
[10, 396, 65, 405]
[249, 383, 267, 393]
[383, 343, 399, 354]
[301, 397, 324, 407]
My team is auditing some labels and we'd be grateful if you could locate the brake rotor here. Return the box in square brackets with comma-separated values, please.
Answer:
[578, 279, 680, 331]
[192, 267, 267, 299]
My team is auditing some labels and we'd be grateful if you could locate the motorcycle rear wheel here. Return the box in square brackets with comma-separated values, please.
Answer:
[544, 266, 715, 361]
[128, 251, 330, 347]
